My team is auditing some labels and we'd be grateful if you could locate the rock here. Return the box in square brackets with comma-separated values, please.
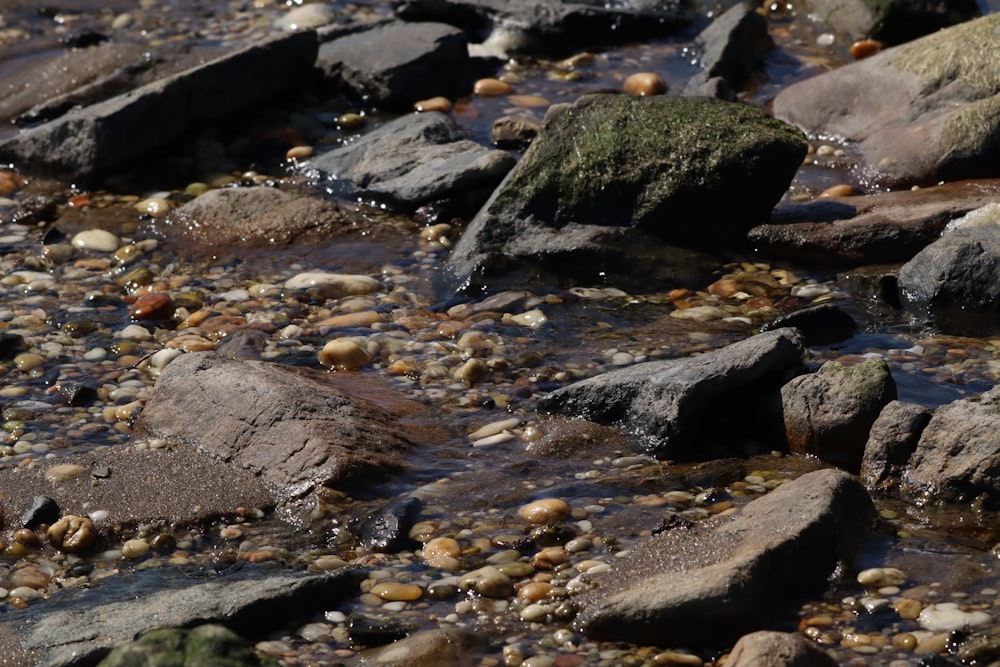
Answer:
[898, 216, 1000, 336]
[773, 15, 1000, 188]
[760, 304, 857, 347]
[0, 446, 273, 530]
[861, 400, 931, 493]
[902, 385, 1000, 508]
[131, 352, 425, 504]
[750, 180, 1000, 267]
[537, 328, 805, 460]
[491, 114, 542, 149]
[0, 31, 318, 181]
[0, 567, 365, 667]
[362, 627, 490, 667]
[358, 496, 423, 553]
[392, 0, 692, 55]
[682, 4, 773, 99]
[800, 0, 979, 45]
[97, 624, 276, 667]
[441, 94, 806, 292]
[780, 358, 897, 471]
[155, 186, 364, 248]
[723, 630, 838, 667]
[318, 22, 472, 110]
[309, 112, 515, 213]
[577, 468, 874, 647]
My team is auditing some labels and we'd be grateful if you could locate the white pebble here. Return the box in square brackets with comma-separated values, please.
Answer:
[71, 229, 120, 253]
[472, 432, 516, 448]
[918, 602, 991, 632]
[469, 417, 521, 441]
[119, 324, 153, 341]
[284, 272, 378, 296]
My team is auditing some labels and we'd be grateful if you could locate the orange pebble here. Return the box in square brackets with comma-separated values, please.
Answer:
[473, 78, 514, 97]
[623, 72, 667, 96]
[130, 292, 175, 321]
[414, 96, 452, 112]
[818, 184, 856, 198]
[850, 39, 883, 60]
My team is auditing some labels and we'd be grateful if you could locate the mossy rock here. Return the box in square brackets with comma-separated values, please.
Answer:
[97, 624, 278, 667]
[491, 93, 807, 246]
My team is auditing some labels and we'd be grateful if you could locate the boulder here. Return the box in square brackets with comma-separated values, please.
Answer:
[537, 328, 806, 460]
[577, 468, 875, 647]
[898, 208, 1000, 336]
[723, 631, 838, 667]
[780, 358, 897, 471]
[902, 385, 1000, 508]
[682, 4, 773, 99]
[97, 625, 275, 667]
[308, 111, 515, 213]
[773, 14, 1000, 188]
[0, 31, 318, 181]
[131, 352, 424, 503]
[750, 180, 1000, 267]
[760, 304, 857, 347]
[861, 400, 931, 493]
[0, 445, 274, 531]
[391, 0, 691, 55]
[155, 185, 365, 248]
[0, 567, 365, 667]
[800, 0, 979, 44]
[317, 22, 473, 109]
[441, 94, 807, 292]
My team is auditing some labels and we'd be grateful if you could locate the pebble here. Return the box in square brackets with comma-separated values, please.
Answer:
[414, 96, 452, 112]
[71, 229, 120, 253]
[918, 602, 991, 632]
[284, 272, 379, 296]
[623, 72, 667, 96]
[318, 339, 371, 371]
[472, 432, 515, 448]
[857, 567, 906, 588]
[423, 537, 461, 561]
[43, 464, 87, 483]
[518, 499, 571, 524]
[508, 94, 550, 108]
[459, 566, 514, 598]
[850, 39, 883, 59]
[818, 184, 855, 197]
[13, 353, 45, 371]
[130, 292, 175, 320]
[285, 145, 313, 161]
[669, 305, 728, 321]
[518, 581, 553, 602]
[273, 3, 335, 30]
[474, 78, 514, 96]
[520, 603, 552, 622]
[337, 113, 365, 130]
[121, 538, 151, 559]
[47, 515, 97, 554]
[370, 582, 423, 601]
[653, 652, 703, 666]
[135, 197, 173, 217]
[311, 555, 348, 571]
[469, 417, 521, 441]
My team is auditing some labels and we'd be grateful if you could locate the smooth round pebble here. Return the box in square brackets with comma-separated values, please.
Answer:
[72, 229, 120, 252]
[459, 566, 514, 598]
[121, 539, 151, 559]
[857, 567, 906, 588]
[371, 582, 423, 601]
[423, 537, 461, 561]
[473, 78, 513, 96]
[518, 498, 571, 525]
[520, 603, 551, 622]
[414, 96, 452, 112]
[623, 72, 667, 96]
[318, 339, 371, 371]
[917, 602, 991, 632]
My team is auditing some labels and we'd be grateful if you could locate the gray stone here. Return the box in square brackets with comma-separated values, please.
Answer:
[318, 21, 471, 109]
[0, 31, 318, 181]
[490, 114, 542, 149]
[898, 222, 1000, 336]
[0, 445, 274, 531]
[903, 385, 1000, 508]
[309, 111, 515, 212]
[97, 624, 275, 667]
[537, 328, 805, 460]
[155, 185, 361, 248]
[773, 14, 1000, 188]
[132, 352, 424, 504]
[722, 631, 838, 667]
[750, 179, 1000, 267]
[392, 0, 691, 55]
[577, 468, 874, 647]
[781, 358, 897, 471]
[861, 400, 931, 493]
[0, 567, 365, 667]
[682, 4, 773, 99]
[801, 0, 979, 45]
[361, 627, 490, 666]
[760, 304, 857, 347]
[441, 94, 806, 293]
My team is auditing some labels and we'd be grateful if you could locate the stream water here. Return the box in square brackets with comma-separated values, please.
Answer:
[4, 1, 1000, 666]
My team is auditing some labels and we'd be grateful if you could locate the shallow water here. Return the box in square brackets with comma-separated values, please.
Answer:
[2, 1, 1000, 665]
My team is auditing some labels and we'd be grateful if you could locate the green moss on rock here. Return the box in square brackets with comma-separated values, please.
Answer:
[490, 94, 806, 246]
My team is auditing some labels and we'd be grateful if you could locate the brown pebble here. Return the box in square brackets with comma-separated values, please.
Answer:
[473, 78, 513, 97]
[893, 633, 917, 651]
[518, 581, 553, 601]
[850, 39, 883, 60]
[47, 515, 97, 554]
[423, 537, 461, 561]
[623, 72, 667, 96]
[130, 292, 175, 321]
[518, 498, 571, 524]
[371, 582, 423, 601]
[508, 94, 550, 108]
[414, 96, 452, 112]
[818, 184, 856, 198]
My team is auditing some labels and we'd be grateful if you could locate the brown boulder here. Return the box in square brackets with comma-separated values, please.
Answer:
[132, 352, 425, 503]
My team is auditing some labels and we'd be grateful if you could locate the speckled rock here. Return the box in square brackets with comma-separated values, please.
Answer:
[722, 630, 838, 667]
[132, 352, 429, 503]
[538, 328, 805, 461]
[781, 358, 897, 470]
[577, 468, 874, 647]
[441, 94, 806, 292]
[773, 14, 1000, 188]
